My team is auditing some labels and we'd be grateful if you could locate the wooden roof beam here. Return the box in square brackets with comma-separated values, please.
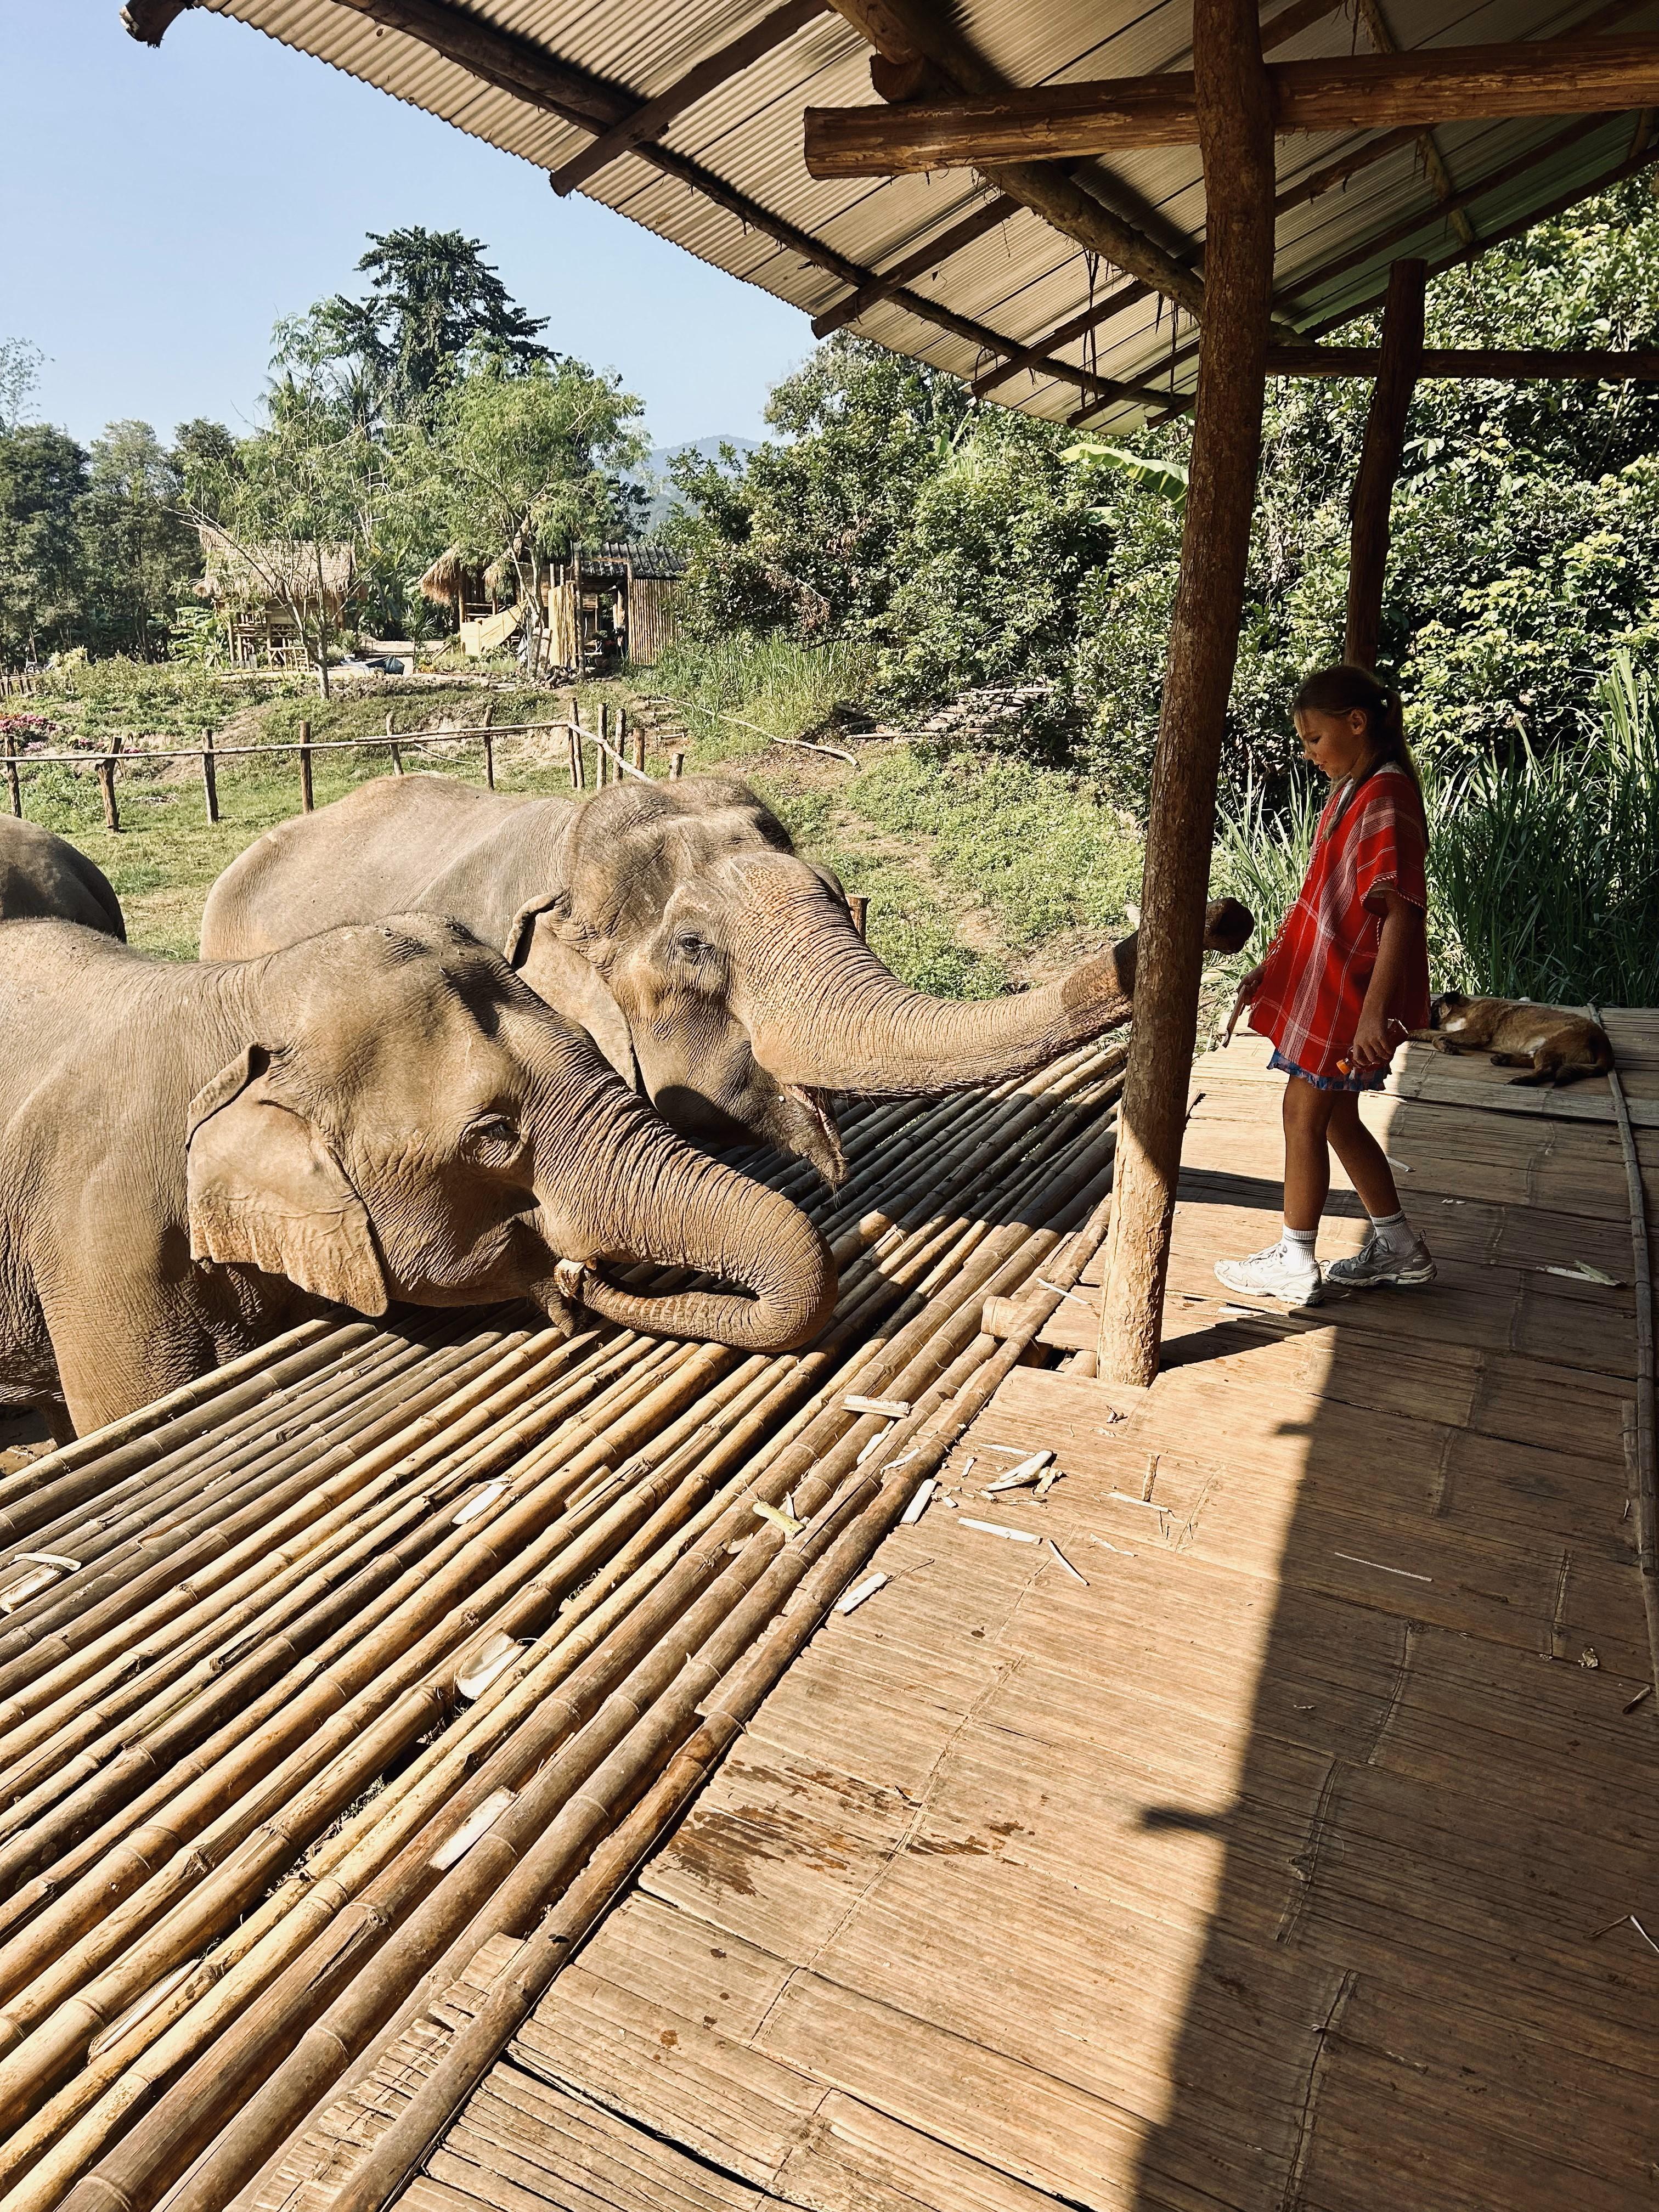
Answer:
[823, 0, 1210, 323]
[804, 39, 1659, 173]
[810, 192, 1020, 338]
[548, 0, 828, 198]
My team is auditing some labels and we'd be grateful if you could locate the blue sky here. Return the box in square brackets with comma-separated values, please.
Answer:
[1, 0, 813, 452]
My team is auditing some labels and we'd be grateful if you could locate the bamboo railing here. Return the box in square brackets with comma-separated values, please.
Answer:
[0, 1036, 1126, 2211]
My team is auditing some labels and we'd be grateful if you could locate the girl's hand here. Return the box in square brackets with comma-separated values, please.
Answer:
[1349, 1010, 1395, 1071]
[1224, 962, 1267, 1046]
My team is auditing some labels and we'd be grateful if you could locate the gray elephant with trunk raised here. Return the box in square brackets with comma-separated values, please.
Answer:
[0, 817, 125, 937]
[202, 773, 1252, 1184]
[0, 915, 834, 1438]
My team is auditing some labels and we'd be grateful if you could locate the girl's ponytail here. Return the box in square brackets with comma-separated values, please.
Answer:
[1293, 661, 1424, 825]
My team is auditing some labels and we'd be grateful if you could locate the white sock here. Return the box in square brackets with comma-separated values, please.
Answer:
[1368, 1209, 1414, 1257]
[1279, 1224, 1318, 1271]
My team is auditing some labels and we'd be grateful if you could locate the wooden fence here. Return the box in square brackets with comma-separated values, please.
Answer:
[0, 700, 695, 833]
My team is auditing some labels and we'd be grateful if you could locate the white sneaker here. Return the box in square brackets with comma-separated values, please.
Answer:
[1214, 1244, 1323, 1307]
[1323, 1232, 1436, 1290]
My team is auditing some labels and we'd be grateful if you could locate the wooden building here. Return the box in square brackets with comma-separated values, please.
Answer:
[545, 540, 686, 672]
[415, 546, 499, 629]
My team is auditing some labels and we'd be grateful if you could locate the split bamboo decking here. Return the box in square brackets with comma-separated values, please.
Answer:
[328, 1019, 1658, 2212]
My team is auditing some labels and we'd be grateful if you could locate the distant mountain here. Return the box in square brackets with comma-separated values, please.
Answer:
[632, 436, 760, 529]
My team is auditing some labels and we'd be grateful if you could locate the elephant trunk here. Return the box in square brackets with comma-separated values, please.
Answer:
[546, 1098, 836, 1352]
[737, 872, 1252, 1097]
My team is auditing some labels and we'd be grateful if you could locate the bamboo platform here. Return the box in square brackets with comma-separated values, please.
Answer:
[379, 1021, 1659, 2212]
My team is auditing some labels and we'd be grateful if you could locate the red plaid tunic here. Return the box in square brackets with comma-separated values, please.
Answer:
[1248, 763, 1430, 1080]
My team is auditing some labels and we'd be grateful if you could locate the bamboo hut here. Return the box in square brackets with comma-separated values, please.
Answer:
[545, 540, 686, 672]
[196, 527, 360, 670]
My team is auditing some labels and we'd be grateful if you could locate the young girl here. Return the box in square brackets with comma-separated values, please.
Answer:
[1217, 663, 1434, 1307]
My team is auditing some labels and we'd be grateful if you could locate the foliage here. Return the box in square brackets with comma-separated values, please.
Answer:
[0, 424, 87, 663]
[396, 357, 646, 662]
[76, 422, 200, 659]
[0, 341, 43, 437]
[276, 227, 551, 425]
[646, 631, 877, 751]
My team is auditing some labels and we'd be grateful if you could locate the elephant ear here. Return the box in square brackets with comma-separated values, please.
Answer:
[505, 895, 639, 1090]
[185, 1047, 388, 1315]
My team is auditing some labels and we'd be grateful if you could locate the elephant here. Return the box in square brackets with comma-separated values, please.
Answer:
[201, 772, 1253, 1186]
[0, 915, 834, 1438]
[0, 817, 125, 936]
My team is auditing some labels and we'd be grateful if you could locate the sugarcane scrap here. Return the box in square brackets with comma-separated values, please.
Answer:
[845, 1393, 910, 1419]
[753, 1499, 806, 1538]
[986, 1449, 1054, 1494]
[960, 1518, 1041, 1543]
[456, 1632, 524, 1701]
[430, 1787, 516, 1871]
[1538, 1262, 1624, 1285]
[833, 1571, 888, 1616]
[1087, 1536, 1137, 1558]
[899, 1477, 936, 1526]
[1046, 1539, 1088, 1585]
[452, 1479, 507, 1527]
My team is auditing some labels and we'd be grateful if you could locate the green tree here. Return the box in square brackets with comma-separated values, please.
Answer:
[0, 424, 87, 664]
[76, 420, 198, 658]
[0, 341, 43, 437]
[284, 227, 551, 424]
[398, 356, 645, 667]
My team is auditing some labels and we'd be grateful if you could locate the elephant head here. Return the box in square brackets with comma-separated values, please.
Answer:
[184, 916, 835, 1352]
[511, 777, 1252, 1186]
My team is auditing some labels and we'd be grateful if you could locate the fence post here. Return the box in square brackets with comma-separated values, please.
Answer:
[568, 704, 584, 792]
[848, 893, 868, 939]
[98, 755, 120, 834]
[298, 720, 314, 813]
[385, 710, 403, 776]
[202, 729, 219, 825]
[3, 736, 19, 819]
[596, 701, 609, 786]
[481, 701, 495, 791]
[670, 750, 685, 780]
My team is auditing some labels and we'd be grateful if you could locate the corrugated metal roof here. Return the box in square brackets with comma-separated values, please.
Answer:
[166, 0, 1659, 428]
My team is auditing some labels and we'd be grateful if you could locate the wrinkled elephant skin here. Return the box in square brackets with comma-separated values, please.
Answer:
[201, 774, 1252, 1186]
[0, 917, 834, 1436]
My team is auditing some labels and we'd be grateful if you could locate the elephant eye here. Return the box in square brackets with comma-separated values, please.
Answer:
[465, 1113, 522, 1160]
[674, 931, 708, 962]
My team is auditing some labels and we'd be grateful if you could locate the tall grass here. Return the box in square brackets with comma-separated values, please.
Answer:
[1216, 654, 1659, 1008]
[642, 631, 876, 752]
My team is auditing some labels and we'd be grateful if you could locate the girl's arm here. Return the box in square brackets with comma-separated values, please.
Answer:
[1351, 888, 1422, 1069]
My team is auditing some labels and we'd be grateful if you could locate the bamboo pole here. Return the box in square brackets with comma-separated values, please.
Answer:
[1097, 0, 1276, 1387]
[2, 740, 17, 820]
[95, 759, 118, 836]
[199, 732, 218, 825]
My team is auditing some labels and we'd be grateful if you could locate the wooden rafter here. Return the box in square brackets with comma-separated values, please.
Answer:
[1351, 0, 1475, 247]
[804, 40, 1659, 173]
[822, 0, 1210, 322]
[548, 0, 826, 198]
[810, 192, 1019, 339]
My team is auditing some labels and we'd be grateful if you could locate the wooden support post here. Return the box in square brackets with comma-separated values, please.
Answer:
[201, 730, 218, 825]
[1098, 0, 1277, 1388]
[385, 710, 403, 775]
[568, 705, 585, 792]
[597, 701, 610, 786]
[3, 736, 19, 820]
[298, 721, 314, 814]
[670, 749, 686, 780]
[98, 756, 120, 834]
[481, 700, 494, 789]
[1344, 258, 1426, 669]
[848, 893, 869, 939]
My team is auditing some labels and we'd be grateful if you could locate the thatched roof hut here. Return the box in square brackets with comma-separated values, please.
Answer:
[196, 526, 357, 613]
